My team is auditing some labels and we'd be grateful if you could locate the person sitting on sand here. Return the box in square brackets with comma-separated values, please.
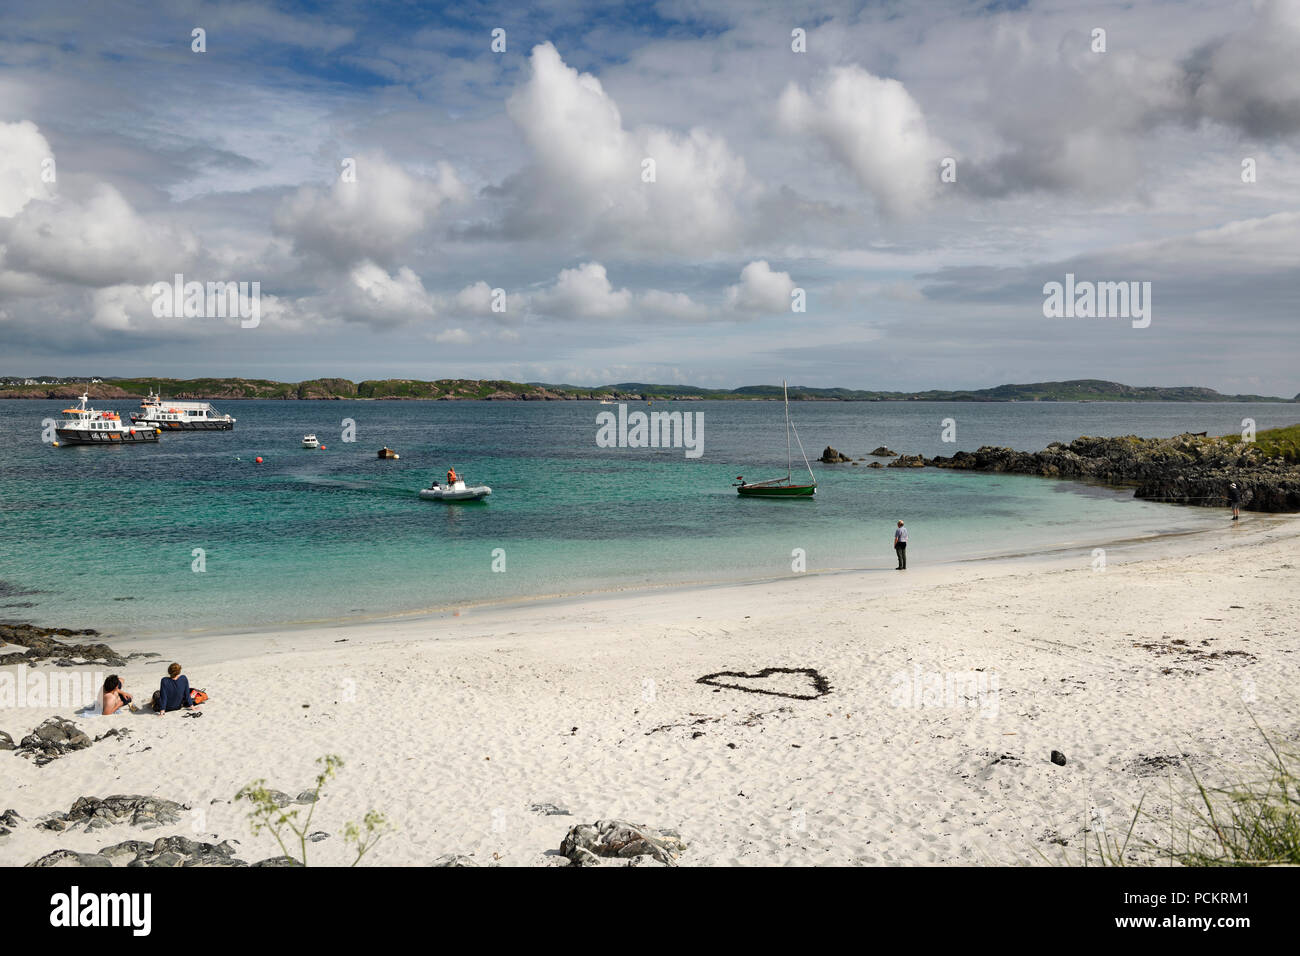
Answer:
[101, 675, 134, 715]
[154, 662, 194, 715]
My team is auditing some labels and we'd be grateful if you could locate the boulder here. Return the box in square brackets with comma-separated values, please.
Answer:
[869, 446, 898, 456]
[559, 820, 687, 867]
[819, 446, 852, 463]
[887, 454, 927, 468]
[53, 795, 188, 833]
[0, 730, 14, 751]
[867, 461, 884, 469]
[127, 836, 247, 867]
[26, 848, 115, 867]
[16, 717, 92, 766]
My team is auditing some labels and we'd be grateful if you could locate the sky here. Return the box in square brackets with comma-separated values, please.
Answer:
[0, 0, 1297, 394]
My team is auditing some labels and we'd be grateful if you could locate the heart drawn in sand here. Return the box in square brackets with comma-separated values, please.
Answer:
[696, 667, 831, 701]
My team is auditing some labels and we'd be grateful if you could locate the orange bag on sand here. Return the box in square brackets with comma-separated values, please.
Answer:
[190, 689, 209, 705]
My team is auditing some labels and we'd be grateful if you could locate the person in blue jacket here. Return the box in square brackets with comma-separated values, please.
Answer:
[155, 662, 192, 715]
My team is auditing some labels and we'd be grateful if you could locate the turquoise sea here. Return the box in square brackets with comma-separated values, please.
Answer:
[0, 398, 1292, 637]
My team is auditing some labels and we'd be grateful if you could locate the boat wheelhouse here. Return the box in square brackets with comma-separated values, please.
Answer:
[131, 390, 235, 431]
[54, 394, 160, 446]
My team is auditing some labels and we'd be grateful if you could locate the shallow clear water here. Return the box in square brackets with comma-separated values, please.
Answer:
[0, 398, 1290, 636]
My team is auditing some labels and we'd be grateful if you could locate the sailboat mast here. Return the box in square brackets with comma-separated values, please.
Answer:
[784, 381, 792, 481]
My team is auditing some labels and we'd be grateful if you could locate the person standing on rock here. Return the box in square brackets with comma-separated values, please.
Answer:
[894, 520, 908, 569]
[1227, 482, 1241, 521]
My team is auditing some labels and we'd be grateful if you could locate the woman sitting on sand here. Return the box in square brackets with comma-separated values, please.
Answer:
[101, 675, 134, 715]
[154, 662, 195, 715]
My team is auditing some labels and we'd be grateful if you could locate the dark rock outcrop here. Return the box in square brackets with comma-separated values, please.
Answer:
[887, 454, 927, 468]
[26, 835, 294, 868]
[869, 446, 898, 456]
[560, 820, 686, 866]
[0, 731, 14, 751]
[819, 446, 852, 463]
[13, 718, 129, 766]
[0, 623, 136, 667]
[930, 434, 1300, 512]
[43, 795, 188, 833]
[16, 717, 91, 766]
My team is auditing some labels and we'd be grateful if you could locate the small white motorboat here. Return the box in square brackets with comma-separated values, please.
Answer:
[419, 480, 491, 502]
[302, 434, 319, 449]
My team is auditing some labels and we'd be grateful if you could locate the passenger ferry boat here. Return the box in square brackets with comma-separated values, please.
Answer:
[130, 390, 235, 431]
[54, 394, 160, 446]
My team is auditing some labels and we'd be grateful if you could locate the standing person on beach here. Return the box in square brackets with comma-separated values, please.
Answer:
[894, 520, 908, 569]
[1227, 482, 1241, 521]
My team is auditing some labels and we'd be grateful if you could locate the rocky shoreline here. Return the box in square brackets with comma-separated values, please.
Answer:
[818, 433, 1300, 512]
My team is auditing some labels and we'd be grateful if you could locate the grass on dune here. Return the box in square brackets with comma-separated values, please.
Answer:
[1042, 723, 1300, 867]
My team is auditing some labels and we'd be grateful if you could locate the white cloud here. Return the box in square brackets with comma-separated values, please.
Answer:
[435, 327, 471, 344]
[639, 288, 708, 320]
[777, 66, 944, 219]
[342, 260, 437, 326]
[3, 182, 198, 286]
[532, 261, 632, 318]
[503, 43, 754, 252]
[273, 153, 466, 266]
[452, 280, 525, 319]
[725, 260, 795, 314]
[454, 280, 496, 315]
[1186, 0, 1300, 137]
[0, 120, 55, 218]
[90, 283, 158, 332]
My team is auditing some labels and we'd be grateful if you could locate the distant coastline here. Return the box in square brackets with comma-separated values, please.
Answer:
[0, 376, 1295, 403]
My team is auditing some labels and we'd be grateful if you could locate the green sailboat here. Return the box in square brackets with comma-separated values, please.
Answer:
[735, 382, 817, 497]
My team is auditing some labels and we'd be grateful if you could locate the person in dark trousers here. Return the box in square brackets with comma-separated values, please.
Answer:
[155, 662, 192, 715]
[894, 520, 908, 569]
[1228, 482, 1241, 521]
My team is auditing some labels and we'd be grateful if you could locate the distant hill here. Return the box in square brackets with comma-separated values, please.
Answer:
[0, 376, 1292, 403]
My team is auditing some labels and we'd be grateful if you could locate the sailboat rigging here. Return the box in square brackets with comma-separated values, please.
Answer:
[734, 382, 817, 497]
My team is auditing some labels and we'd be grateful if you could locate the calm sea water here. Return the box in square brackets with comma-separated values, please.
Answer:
[0, 398, 1292, 636]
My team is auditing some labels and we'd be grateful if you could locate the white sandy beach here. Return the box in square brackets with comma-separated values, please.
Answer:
[2, 517, 1297, 867]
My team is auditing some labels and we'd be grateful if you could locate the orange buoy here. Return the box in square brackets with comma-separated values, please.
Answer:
[255, 456, 263, 463]
[129, 428, 135, 435]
